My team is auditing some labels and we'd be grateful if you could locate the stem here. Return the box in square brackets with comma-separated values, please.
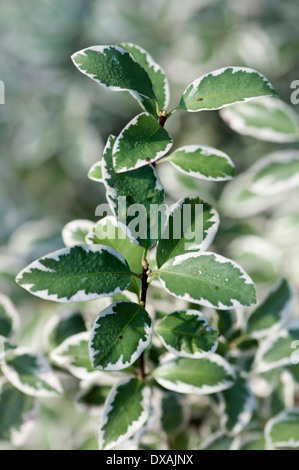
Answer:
[138, 258, 150, 378]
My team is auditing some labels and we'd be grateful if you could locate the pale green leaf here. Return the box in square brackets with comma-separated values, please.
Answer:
[220, 97, 299, 142]
[15, 244, 132, 303]
[102, 135, 166, 249]
[99, 376, 151, 450]
[50, 332, 96, 380]
[153, 354, 236, 394]
[253, 319, 299, 373]
[88, 161, 103, 182]
[246, 279, 293, 338]
[71, 45, 155, 103]
[89, 300, 153, 371]
[178, 67, 275, 112]
[113, 112, 173, 172]
[155, 310, 219, 358]
[163, 145, 235, 181]
[265, 409, 299, 449]
[62, 219, 94, 247]
[2, 349, 63, 398]
[248, 150, 299, 196]
[157, 252, 256, 309]
[156, 196, 219, 268]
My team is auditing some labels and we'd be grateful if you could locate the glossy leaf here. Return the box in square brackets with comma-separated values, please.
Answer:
[16, 244, 132, 303]
[113, 112, 173, 172]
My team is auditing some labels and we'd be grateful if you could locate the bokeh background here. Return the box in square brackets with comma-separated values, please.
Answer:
[1, 0, 299, 449]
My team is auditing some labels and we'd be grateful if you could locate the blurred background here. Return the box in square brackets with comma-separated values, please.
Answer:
[1, 0, 299, 449]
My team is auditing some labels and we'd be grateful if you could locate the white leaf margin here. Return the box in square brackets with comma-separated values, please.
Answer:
[181, 66, 275, 112]
[62, 219, 95, 247]
[15, 244, 131, 303]
[166, 145, 235, 181]
[112, 112, 173, 173]
[220, 97, 299, 143]
[153, 354, 236, 395]
[1, 348, 63, 398]
[265, 409, 299, 449]
[98, 375, 151, 450]
[158, 251, 256, 310]
[89, 300, 153, 371]
[155, 309, 219, 359]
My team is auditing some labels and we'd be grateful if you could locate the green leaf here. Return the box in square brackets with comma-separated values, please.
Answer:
[89, 300, 153, 371]
[0, 380, 37, 443]
[239, 433, 266, 450]
[0, 336, 17, 363]
[161, 393, 185, 434]
[88, 161, 103, 182]
[50, 332, 96, 380]
[247, 150, 299, 196]
[220, 97, 299, 142]
[2, 350, 63, 397]
[16, 244, 132, 303]
[62, 219, 94, 247]
[178, 66, 275, 112]
[220, 375, 255, 436]
[157, 252, 256, 309]
[71, 45, 156, 103]
[119, 42, 169, 115]
[156, 196, 219, 268]
[86, 216, 143, 296]
[253, 319, 299, 373]
[113, 112, 173, 173]
[99, 376, 151, 450]
[155, 310, 219, 358]
[163, 145, 235, 181]
[265, 409, 299, 449]
[153, 354, 236, 394]
[0, 293, 19, 338]
[246, 279, 293, 338]
[46, 310, 87, 350]
[102, 135, 166, 249]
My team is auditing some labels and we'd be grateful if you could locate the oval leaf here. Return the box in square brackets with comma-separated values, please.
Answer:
[153, 355, 236, 394]
[88, 161, 103, 182]
[164, 145, 235, 181]
[119, 42, 170, 114]
[156, 196, 219, 268]
[71, 45, 155, 102]
[2, 350, 63, 397]
[62, 219, 94, 247]
[99, 376, 151, 450]
[220, 97, 299, 142]
[89, 300, 153, 371]
[246, 279, 293, 338]
[178, 66, 275, 112]
[113, 112, 173, 173]
[102, 135, 166, 249]
[157, 252, 256, 309]
[0, 381, 37, 443]
[46, 310, 87, 350]
[50, 332, 96, 380]
[248, 150, 299, 196]
[265, 409, 299, 449]
[220, 375, 255, 436]
[155, 310, 219, 358]
[15, 244, 132, 303]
